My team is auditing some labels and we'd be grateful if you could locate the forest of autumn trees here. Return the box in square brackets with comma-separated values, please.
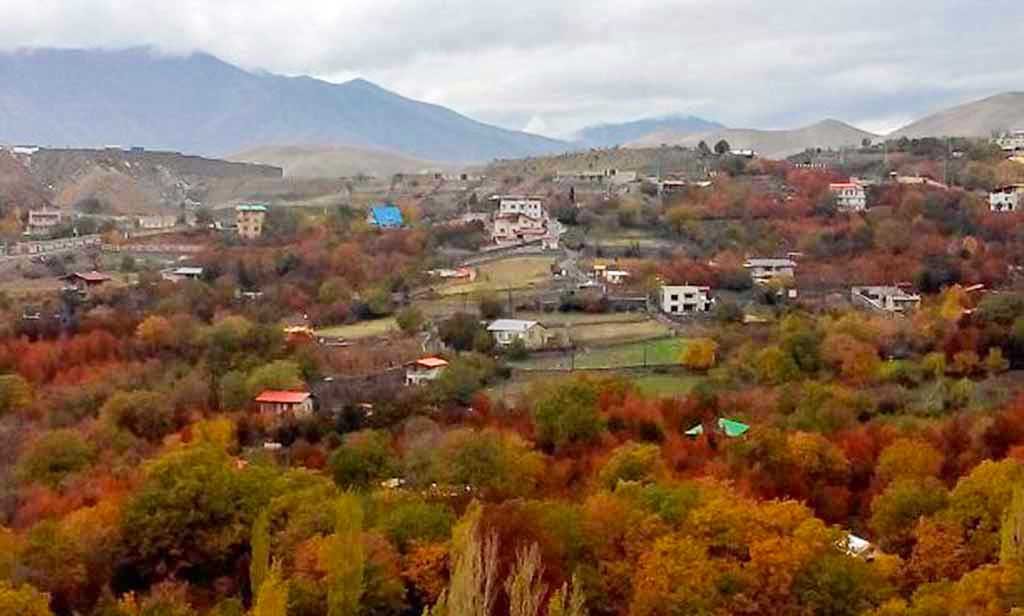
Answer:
[2, 150, 1024, 615]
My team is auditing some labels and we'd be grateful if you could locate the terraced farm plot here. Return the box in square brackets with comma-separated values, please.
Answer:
[315, 317, 398, 340]
[435, 256, 556, 296]
[511, 337, 688, 371]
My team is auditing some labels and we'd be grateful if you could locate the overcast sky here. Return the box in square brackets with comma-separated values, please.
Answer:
[0, 0, 1021, 138]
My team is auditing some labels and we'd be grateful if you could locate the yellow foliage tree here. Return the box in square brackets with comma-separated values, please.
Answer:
[680, 338, 718, 371]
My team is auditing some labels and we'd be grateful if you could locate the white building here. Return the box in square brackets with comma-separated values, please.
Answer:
[851, 285, 921, 314]
[990, 185, 1024, 212]
[829, 180, 867, 212]
[487, 319, 549, 350]
[995, 129, 1024, 152]
[405, 357, 449, 386]
[660, 285, 714, 314]
[137, 215, 178, 230]
[744, 258, 797, 283]
[492, 213, 548, 243]
[495, 196, 545, 219]
[26, 209, 63, 235]
[604, 270, 631, 285]
[162, 266, 204, 282]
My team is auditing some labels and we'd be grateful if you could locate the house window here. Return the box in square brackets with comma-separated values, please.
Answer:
[670, 294, 679, 301]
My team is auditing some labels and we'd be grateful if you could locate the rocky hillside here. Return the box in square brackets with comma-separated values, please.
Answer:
[0, 148, 281, 215]
[229, 144, 452, 179]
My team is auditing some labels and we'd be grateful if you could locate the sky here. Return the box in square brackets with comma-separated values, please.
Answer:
[0, 0, 1021, 138]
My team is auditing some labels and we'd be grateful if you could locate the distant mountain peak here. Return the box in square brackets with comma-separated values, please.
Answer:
[575, 114, 723, 148]
[892, 90, 1024, 138]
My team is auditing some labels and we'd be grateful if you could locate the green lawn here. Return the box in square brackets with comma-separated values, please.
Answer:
[511, 337, 688, 371]
[569, 320, 674, 345]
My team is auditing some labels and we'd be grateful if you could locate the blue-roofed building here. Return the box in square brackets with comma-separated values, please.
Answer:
[367, 204, 404, 229]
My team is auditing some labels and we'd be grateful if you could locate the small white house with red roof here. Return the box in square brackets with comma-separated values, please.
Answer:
[829, 179, 867, 211]
[254, 390, 314, 417]
[405, 356, 449, 386]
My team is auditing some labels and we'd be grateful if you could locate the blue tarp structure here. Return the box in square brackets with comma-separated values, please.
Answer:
[369, 204, 404, 228]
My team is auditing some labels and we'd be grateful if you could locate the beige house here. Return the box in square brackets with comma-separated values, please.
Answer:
[236, 204, 268, 239]
[660, 285, 714, 314]
[405, 357, 449, 386]
[138, 215, 178, 230]
[492, 213, 548, 243]
[487, 319, 549, 350]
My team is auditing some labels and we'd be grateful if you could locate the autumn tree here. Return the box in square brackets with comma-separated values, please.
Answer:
[16, 429, 96, 487]
[0, 581, 53, 616]
[598, 442, 667, 489]
[0, 374, 32, 416]
[135, 315, 175, 352]
[680, 338, 718, 371]
[505, 542, 547, 616]
[531, 378, 604, 451]
[547, 573, 587, 616]
[328, 430, 397, 489]
[250, 509, 271, 598]
[425, 503, 498, 616]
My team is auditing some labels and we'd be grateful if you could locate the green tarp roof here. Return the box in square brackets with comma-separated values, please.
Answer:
[685, 418, 750, 438]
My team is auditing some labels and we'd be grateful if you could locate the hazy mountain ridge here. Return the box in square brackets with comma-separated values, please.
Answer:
[574, 115, 723, 148]
[891, 92, 1024, 138]
[228, 144, 452, 179]
[629, 119, 879, 158]
[0, 48, 568, 163]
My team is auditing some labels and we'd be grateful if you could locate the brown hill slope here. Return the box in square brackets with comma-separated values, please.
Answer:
[891, 92, 1024, 138]
[228, 144, 452, 179]
[629, 119, 878, 159]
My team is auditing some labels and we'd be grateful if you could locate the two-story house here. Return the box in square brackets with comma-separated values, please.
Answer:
[405, 357, 449, 386]
[660, 285, 714, 314]
[990, 185, 1024, 212]
[829, 180, 867, 212]
[744, 258, 797, 283]
[851, 285, 921, 314]
[487, 319, 549, 350]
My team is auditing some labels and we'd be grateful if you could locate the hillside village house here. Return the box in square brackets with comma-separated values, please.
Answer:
[603, 270, 631, 285]
[492, 213, 548, 243]
[27, 209, 63, 235]
[744, 258, 797, 283]
[162, 266, 204, 282]
[494, 195, 545, 218]
[137, 215, 177, 230]
[487, 319, 549, 350]
[995, 129, 1024, 152]
[254, 390, 314, 417]
[367, 203, 404, 228]
[990, 185, 1024, 212]
[405, 356, 449, 386]
[829, 180, 867, 211]
[851, 285, 921, 314]
[61, 271, 112, 294]
[236, 204, 268, 239]
[660, 285, 714, 314]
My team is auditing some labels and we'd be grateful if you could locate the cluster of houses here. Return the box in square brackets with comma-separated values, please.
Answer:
[995, 129, 1024, 153]
[990, 184, 1024, 213]
[490, 195, 559, 249]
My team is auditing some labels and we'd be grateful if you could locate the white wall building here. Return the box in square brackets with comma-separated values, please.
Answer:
[744, 258, 797, 282]
[660, 285, 714, 314]
[487, 319, 548, 349]
[829, 180, 867, 212]
[496, 196, 545, 219]
[990, 185, 1024, 212]
[26, 209, 63, 235]
[851, 286, 921, 314]
[405, 357, 449, 386]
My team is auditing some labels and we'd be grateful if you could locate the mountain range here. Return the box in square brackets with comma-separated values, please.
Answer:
[0, 48, 566, 163]
[0, 48, 1022, 169]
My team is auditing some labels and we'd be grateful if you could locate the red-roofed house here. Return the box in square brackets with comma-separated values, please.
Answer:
[405, 357, 449, 386]
[829, 180, 867, 211]
[61, 271, 113, 293]
[254, 390, 314, 416]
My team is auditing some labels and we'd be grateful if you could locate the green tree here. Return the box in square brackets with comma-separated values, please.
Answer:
[426, 503, 498, 616]
[505, 543, 546, 616]
[429, 429, 543, 498]
[870, 478, 949, 555]
[16, 429, 96, 487]
[246, 360, 304, 397]
[328, 430, 397, 489]
[597, 442, 666, 489]
[250, 509, 271, 598]
[327, 493, 365, 616]
[100, 390, 175, 441]
[714, 139, 731, 155]
[253, 561, 288, 616]
[120, 445, 279, 583]
[531, 379, 604, 450]
[395, 306, 425, 334]
[1000, 487, 1024, 566]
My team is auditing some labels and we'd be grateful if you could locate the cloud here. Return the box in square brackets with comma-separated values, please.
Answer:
[0, 0, 1020, 135]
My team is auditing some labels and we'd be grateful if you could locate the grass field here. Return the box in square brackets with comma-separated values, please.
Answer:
[568, 319, 673, 345]
[633, 374, 704, 396]
[435, 256, 556, 296]
[510, 337, 688, 371]
[516, 311, 649, 327]
[315, 317, 398, 340]
[488, 367, 703, 401]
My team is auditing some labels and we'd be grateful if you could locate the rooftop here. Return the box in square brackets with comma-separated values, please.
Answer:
[487, 319, 539, 332]
[685, 418, 750, 438]
[236, 203, 268, 212]
[64, 270, 112, 283]
[369, 203, 404, 226]
[255, 390, 311, 404]
[411, 357, 449, 369]
[744, 258, 797, 267]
